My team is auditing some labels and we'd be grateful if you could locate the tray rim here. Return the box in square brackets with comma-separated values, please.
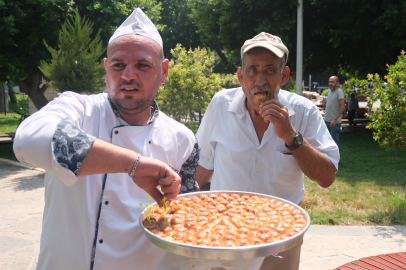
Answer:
[139, 190, 311, 259]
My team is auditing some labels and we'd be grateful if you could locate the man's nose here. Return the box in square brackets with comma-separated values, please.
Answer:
[121, 65, 138, 81]
[255, 72, 267, 86]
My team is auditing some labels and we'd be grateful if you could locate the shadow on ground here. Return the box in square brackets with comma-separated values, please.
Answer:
[11, 174, 45, 191]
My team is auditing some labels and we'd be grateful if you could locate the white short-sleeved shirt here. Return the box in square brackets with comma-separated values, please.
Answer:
[324, 87, 345, 123]
[196, 87, 339, 204]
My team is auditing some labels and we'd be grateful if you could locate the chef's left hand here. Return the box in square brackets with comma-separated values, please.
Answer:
[259, 100, 296, 144]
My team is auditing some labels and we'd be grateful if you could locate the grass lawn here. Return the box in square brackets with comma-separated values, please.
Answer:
[300, 129, 406, 226]
[0, 94, 29, 136]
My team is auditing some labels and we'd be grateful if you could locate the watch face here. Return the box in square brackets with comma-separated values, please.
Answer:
[296, 133, 303, 144]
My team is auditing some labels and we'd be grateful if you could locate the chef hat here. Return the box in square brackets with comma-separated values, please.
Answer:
[108, 8, 163, 48]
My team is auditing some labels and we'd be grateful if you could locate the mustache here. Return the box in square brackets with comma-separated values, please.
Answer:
[250, 84, 272, 93]
[119, 79, 142, 89]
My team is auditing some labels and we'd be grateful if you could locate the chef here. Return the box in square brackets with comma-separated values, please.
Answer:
[13, 8, 199, 270]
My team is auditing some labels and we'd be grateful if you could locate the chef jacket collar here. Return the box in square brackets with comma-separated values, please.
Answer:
[108, 96, 159, 125]
[228, 87, 296, 118]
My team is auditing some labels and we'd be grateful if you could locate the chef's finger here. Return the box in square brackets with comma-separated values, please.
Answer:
[158, 168, 179, 186]
[160, 176, 181, 194]
[145, 187, 164, 207]
[161, 184, 181, 201]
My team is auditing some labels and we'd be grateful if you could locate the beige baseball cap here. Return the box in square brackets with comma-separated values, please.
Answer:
[241, 32, 289, 63]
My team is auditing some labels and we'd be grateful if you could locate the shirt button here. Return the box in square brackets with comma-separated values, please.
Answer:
[99, 239, 103, 244]
[256, 168, 259, 172]
[115, 130, 118, 134]
[149, 140, 151, 144]
[105, 201, 109, 205]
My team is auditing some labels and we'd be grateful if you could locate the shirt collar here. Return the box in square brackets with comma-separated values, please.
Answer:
[228, 87, 296, 118]
[108, 95, 159, 125]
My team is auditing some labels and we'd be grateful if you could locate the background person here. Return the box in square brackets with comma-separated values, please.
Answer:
[324, 76, 346, 147]
[13, 8, 199, 270]
[195, 32, 339, 270]
[347, 93, 359, 126]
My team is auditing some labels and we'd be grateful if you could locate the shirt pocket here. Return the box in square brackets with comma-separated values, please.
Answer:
[271, 151, 302, 186]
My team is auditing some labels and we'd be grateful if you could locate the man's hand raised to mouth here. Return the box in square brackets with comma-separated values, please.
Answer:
[259, 100, 296, 146]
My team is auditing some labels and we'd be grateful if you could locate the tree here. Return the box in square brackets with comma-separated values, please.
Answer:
[304, 0, 406, 77]
[366, 51, 406, 151]
[187, 0, 406, 77]
[73, 0, 164, 48]
[187, 0, 298, 72]
[39, 9, 105, 94]
[0, 0, 163, 111]
[156, 45, 222, 123]
[159, 0, 201, 59]
[0, 0, 73, 110]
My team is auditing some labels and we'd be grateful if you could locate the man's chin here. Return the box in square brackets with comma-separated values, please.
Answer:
[111, 97, 152, 115]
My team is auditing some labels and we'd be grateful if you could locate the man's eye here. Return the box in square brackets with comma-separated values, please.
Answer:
[113, 63, 124, 68]
[138, 64, 150, 68]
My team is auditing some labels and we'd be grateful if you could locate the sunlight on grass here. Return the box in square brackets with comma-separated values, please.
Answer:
[0, 94, 29, 136]
[299, 129, 406, 225]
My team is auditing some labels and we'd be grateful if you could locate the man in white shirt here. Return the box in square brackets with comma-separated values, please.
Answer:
[324, 76, 346, 147]
[13, 8, 199, 270]
[196, 32, 339, 270]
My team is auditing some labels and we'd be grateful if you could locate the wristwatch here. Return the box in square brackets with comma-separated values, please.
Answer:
[285, 132, 303, 151]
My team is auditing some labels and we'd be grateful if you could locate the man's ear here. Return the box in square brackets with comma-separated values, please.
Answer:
[237, 67, 244, 86]
[104, 58, 108, 83]
[280, 66, 290, 86]
[161, 59, 169, 84]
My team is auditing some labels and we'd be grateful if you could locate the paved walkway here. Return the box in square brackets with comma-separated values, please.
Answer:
[0, 159, 405, 270]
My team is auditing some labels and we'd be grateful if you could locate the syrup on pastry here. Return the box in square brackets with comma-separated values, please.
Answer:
[143, 193, 306, 247]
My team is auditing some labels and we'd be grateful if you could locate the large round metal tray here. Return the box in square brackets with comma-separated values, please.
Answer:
[139, 191, 310, 260]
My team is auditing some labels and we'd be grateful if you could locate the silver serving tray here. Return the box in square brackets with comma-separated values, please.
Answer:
[139, 191, 310, 260]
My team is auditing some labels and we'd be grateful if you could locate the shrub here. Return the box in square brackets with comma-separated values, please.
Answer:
[366, 51, 406, 151]
[156, 44, 222, 123]
[39, 8, 105, 94]
[341, 78, 370, 100]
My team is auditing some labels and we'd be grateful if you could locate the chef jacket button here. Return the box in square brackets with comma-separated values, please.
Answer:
[115, 130, 118, 134]
[105, 201, 109, 205]
[149, 140, 151, 144]
[99, 239, 103, 244]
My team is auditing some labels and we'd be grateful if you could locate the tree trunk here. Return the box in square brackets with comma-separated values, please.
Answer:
[209, 40, 229, 67]
[13, 74, 49, 111]
[7, 80, 17, 104]
[0, 83, 6, 115]
[199, 109, 202, 124]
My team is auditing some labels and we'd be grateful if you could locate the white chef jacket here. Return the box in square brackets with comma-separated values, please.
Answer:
[13, 92, 196, 270]
[196, 87, 339, 204]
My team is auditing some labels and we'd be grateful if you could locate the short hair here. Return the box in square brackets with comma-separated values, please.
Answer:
[241, 47, 287, 73]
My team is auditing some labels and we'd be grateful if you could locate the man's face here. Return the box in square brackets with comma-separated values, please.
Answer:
[237, 49, 289, 112]
[328, 77, 339, 91]
[104, 35, 168, 116]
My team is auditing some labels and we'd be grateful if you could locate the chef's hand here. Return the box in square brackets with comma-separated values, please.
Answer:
[132, 156, 181, 206]
[259, 100, 296, 146]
